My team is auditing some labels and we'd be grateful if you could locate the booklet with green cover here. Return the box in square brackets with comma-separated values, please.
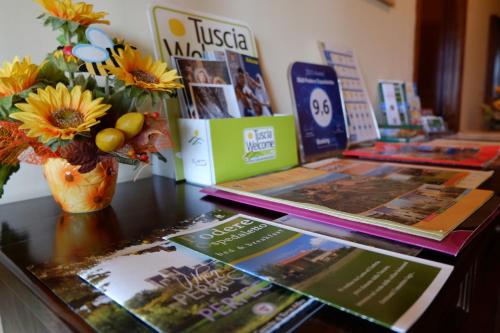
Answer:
[167, 214, 453, 332]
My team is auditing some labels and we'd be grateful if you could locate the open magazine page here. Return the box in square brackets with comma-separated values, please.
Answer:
[166, 214, 453, 333]
[304, 158, 494, 189]
[78, 210, 316, 333]
[343, 142, 500, 168]
[215, 168, 493, 240]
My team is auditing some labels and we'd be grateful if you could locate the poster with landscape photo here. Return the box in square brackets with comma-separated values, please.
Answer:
[168, 215, 453, 333]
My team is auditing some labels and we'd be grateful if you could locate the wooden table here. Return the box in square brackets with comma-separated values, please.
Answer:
[0, 175, 499, 333]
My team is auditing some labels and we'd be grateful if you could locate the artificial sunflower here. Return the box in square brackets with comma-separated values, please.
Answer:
[107, 46, 183, 93]
[11, 83, 110, 143]
[35, 0, 109, 26]
[0, 57, 42, 98]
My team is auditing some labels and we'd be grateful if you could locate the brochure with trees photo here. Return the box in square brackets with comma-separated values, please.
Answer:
[167, 215, 453, 332]
[304, 158, 493, 189]
[77, 211, 317, 333]
[213, 167, 493, 240]
[343, 142, 500, 169]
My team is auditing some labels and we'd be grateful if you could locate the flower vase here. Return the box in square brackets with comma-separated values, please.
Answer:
[43, 158, 118, 213]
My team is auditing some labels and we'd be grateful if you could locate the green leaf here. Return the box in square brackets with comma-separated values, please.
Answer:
[130, 86, 143, 98]
[150, 91, 160, 106]
[51, 17, 66, 30]
[38, 60, 68, 84]
[57, 34, 68, 45]
[68, 21, 80, 33]
[0, 164, 20, 199]
[36, 13, 45, 19]
[136, 93, 148, 108]
[0, 96, 13, 120]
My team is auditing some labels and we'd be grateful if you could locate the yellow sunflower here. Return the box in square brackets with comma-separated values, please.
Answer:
[0, 57, 41, 98]
[35, 0, 109, 26]
[11, 83, 110, 143]
[107, 46, 183, 93]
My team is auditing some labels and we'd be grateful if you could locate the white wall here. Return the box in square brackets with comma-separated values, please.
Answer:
[460, 0, 500, 131]
[0, 0, 416, 204]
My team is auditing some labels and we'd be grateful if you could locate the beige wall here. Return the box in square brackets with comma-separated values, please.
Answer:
[460, 0, 500, 131]
[0, 0, 416, 203]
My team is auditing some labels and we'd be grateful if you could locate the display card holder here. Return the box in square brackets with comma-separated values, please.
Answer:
[178, 115, 298, 186]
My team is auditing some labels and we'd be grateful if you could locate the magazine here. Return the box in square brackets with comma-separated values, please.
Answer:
[343, 142, 500, 168]
[77, 210, 317, 333]
[213, 167, 493, 240]
[225, 50, 273, 117]
[304, 158, 494, 189]
[189, 83, 241, 119]
[172, 56, 232, 118]
[167, 214, 453, 332]
[288, 62, 348, 163]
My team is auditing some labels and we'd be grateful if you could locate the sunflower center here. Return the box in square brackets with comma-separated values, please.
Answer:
[50, 108, 84, 129]
[131, 69, 159, 84]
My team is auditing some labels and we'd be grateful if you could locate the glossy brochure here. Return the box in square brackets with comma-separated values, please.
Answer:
[303, 157, 494, 189]
[77, 211, 318, 333]
[202, 187, 500, 256]
[343, 142, 500, 169]
[166, 214, 453, 332]
[214, 167, 493, 240]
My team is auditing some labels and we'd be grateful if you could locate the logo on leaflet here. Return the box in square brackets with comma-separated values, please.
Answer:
[243, 127, 276, 163]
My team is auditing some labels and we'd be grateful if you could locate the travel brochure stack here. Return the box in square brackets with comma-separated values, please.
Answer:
[27, 3, 500, 333]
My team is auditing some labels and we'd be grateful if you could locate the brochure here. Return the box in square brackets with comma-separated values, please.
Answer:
[29, 210, 316, 333]
[319, 42, 379, 143]
[288, 62, 348, 163]
[343, 142, 500, 169]
[77, 210, 317, 333]
[225, 50, 273, 117]
[172, 56, 232, 118]
[213, 167, 493, 240]
[304, 158, 494, 189]
[404, 82, 422, 126]
[167, 214, 453, 332]
[202, 187, 499, 255]
[189, 83, 241, 119]
[275, 215, 421, 256]
[379, 81, 409, 125]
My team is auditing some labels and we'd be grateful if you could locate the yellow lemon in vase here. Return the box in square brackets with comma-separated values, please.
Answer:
[96, 128, 125, 152]
[115, 112, 145, 139]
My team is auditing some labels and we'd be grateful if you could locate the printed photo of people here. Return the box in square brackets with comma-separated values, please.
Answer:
[173, 57, 231, 118]
[189, 84, 241, 119]
[225, 50, 273, 117]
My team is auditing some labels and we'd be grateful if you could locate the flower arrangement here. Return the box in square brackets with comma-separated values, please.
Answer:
[0, 0, 182, 211]
[483, 86, 500, 131]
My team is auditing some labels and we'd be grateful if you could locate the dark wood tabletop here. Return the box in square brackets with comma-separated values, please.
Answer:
[0, 174, 499, 333]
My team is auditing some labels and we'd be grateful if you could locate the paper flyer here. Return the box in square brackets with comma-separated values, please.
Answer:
[288, 62, 348, 163]
[77, 210, 317, 333]
[303, 158, 494, 189]
[167, 214, 453, 332]
[215, 167, 493, 240]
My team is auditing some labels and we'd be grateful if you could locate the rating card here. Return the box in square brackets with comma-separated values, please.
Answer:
[319, 42, 379, 144]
